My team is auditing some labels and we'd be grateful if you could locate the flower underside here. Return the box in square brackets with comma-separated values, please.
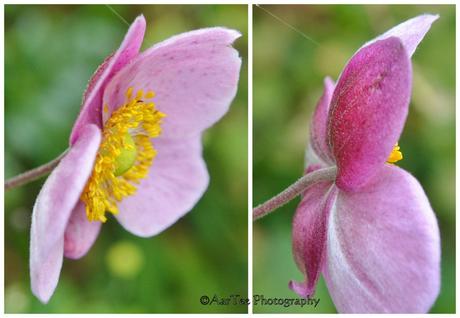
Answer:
[387, 143, 403, 164]
[81, 87, 165, 222]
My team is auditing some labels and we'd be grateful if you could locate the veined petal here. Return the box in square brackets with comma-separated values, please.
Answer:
[30, 124, 101, 303]
[103, 27, 242, 139]
[289, 181, 337, 297]
[69, 15, 146, 145]
[324, 165, 440, 313]
[364, 14, 439, 58]
[309, 76, 335, 164]
[64, 201, 102, 259]
[115, 136, 209, 237]
[329, 37, 411, 192]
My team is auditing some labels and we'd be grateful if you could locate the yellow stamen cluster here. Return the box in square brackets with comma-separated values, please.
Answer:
[81, 88, 165, 222]
[387, 143, 403, 164]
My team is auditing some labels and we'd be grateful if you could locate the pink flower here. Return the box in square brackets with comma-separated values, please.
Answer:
[30, 15, 241, 303]
[289, 15, 440, 313]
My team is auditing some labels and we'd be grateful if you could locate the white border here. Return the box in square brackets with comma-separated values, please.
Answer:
[247, 3, 254, 316]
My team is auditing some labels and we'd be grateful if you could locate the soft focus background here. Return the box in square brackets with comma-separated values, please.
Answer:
[253, 5, 455, 313]
[5, 5, 247, 313]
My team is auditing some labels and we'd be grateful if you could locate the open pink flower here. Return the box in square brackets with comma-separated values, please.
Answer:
[30, 15, 241, 303]
[289, 15, 440, 313]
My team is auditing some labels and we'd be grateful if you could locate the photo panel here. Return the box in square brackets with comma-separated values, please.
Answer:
[253, 4, 455, 313]
[5, 4, 248, 313]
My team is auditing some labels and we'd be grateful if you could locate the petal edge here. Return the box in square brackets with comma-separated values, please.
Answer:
[324, 165, 440, 313]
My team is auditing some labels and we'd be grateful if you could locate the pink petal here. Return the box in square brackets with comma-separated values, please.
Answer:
[289, 181, 337, 297]
[64, 200, 102, 259]
[29, 238, 64, 304]
[303, 147, 326, 174]
[102, 27, 242, 139]
[69, 15, 146, 145]
[30, 124, 101, 303]
[365, 14, 439, 58]
[309, 76, 335, 165]
[324, 165, 440, 313]
[329, 37, 411, 192]
[115, 136, 209, 237]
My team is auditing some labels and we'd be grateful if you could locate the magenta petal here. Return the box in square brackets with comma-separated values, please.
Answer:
[30, 124, 101, 303]
[102, 27, 242, 139]
[366, 14, 439, 58]
[64, 201, 101, 259]
[115, 136, 209, 237]
[308, 76, 335, 165]
[289, 181, 337, 297]
[329, 37, 411, 191]
[324, 165, 440, 313]
[69, 15, 146, 145]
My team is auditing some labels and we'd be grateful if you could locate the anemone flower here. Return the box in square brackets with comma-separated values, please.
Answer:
[253, 14, 440, 313]
[287, 14, 440, 313]
[30, 15, 241, 303]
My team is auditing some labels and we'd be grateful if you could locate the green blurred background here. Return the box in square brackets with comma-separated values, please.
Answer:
[253, 5, 455, 313]
[5, 5, 247, 313]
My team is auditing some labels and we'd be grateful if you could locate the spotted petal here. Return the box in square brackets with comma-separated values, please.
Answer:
[329, 37, 411, 192]
[102, 27, 242, 139]
[69, 15, 146, 145]
[324, 165, 440, 313]
[115, 136, 209, 237]
[30, 124, 101, 303]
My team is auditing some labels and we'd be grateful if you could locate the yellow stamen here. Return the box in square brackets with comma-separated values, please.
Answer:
[126, 87, 133, 99]
[145, 91, 155, 99]
[387, 143, 403, 164]
[81, 88, 166, 222]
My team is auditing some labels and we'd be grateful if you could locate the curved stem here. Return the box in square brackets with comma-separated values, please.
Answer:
[253, 166, 337, 221]
[5, 150, 69, 191]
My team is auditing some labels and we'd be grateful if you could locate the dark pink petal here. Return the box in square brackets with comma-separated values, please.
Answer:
[64, 201, 101, 259]
[30, 124, 101, 303]
[115, 136, 209, 237]
[329, 37, 411, 192]
[309, 76, 335, 164]
[289, 181, 337, 297]
[102, 28, 242, 139]
[365, 14, 439, 58]
[324, 165, 440, 313]
[69, 15, 146, 145]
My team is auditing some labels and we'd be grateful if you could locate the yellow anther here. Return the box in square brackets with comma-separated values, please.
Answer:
[126, 87, 133, 99]
[387, 143, 403, 164]
[81, 87, 165, 222]
[103, 104, 109, 113]
[136, 89, 144, 99]
[145, 91, 155, 99]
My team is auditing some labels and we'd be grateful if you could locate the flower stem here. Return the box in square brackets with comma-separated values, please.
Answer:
[5, 150, 69, 191]
[253, 166, 337, 221]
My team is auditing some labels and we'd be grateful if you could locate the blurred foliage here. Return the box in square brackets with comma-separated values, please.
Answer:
[5, 5, 247, 313]
[253, 5, 455, 313]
